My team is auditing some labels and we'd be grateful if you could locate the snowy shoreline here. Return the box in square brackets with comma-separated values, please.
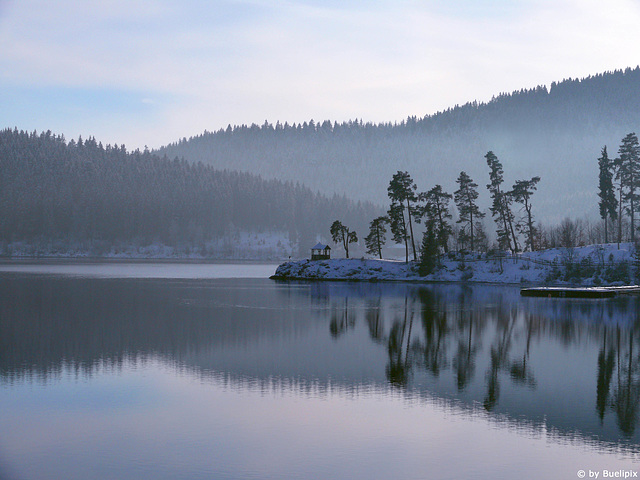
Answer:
[0, 231, 295, 261]
[271, 243, 638, 286]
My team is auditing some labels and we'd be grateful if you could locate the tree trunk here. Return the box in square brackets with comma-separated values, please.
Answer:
[631, 166, 636, 244]
[400, 209, 409, 263]
[436, 203, 449, 253]
[498, 194, 513, 252]
[406, 198, 417, 260]
[404, 239, 409, 263]
[501, 210, 513, 252]
[508, 213, 519, 253]
[469, 204, 474, 252]
[618, 186, 623, 248]
[526, 201, 535, 251]
[631, 192, 635, 244]
[343, 231, 350, 258]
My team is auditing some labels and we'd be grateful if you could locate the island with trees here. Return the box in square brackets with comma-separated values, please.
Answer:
[273, 135, 640, 286]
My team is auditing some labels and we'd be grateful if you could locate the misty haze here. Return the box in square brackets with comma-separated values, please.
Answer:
[3, 1, 640, 479]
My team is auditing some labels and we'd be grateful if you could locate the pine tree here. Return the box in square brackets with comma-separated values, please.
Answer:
[615, 133, 640, 243]
[388, 171, 418, 260]
[512, 176, 541, 251]
[454, 171, 485, 252]
[365, 216, 389, 259]
[485, 151, 519, 252]
[330, 220, 358, 258]
[597, 146, 618, 243]
[418, 221, 439, 275]
[419, 185, 453, 253]
[388, 202, 409, 263]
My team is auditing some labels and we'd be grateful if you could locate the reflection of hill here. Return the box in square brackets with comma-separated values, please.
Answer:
[3, 274, 640, 450]
[0, 275, 316, 380]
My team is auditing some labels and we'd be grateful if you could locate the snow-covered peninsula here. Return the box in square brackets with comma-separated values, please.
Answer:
[272, 243, 638, 286]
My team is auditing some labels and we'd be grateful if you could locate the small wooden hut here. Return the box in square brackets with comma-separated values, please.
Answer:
[311, 243, 331, 260]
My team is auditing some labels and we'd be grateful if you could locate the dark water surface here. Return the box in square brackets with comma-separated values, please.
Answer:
[1, 263, 640, 479]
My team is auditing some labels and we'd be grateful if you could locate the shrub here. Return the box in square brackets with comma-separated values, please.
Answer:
[579, 258, 596, 278]
[603, 261, 630, 284]
[545, 266, 561, 283]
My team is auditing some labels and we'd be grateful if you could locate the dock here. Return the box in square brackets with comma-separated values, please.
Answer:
[521, 285, 640, 298]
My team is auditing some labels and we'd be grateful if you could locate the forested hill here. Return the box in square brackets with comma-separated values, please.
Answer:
[157, 67, 640, 222]
[0, 128, 379, 257]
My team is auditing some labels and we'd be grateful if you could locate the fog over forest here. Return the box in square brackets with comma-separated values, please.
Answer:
[3, 67, 640, 258]
[0, 129, 379, 257]
[158, 67, 640, 224]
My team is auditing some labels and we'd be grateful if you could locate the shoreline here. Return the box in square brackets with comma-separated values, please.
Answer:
[269, 274, 528, 286]
[270, 243, 638, 287]
[0, 256, 286, 264]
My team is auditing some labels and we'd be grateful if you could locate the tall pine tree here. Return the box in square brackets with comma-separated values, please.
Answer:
[454, 171, 485, 252]
[485, 151, 519, 253]
[388, 202, 409, 263]
[364, 216, 389, 259]
[418, 221, 439, 276]
[615, 133, 640, 243]
[388, 171, 419, 260]
[597, 146, 618, 244]
[419, 185, 453, 253]
[512, 176, 540, 251]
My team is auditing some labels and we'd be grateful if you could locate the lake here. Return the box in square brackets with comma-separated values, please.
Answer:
[1, 262, 639, 479]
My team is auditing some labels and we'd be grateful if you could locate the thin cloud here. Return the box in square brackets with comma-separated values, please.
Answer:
[1, 0, 639, 148]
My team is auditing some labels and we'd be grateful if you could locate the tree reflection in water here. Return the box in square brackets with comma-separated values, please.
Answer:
[452, 302, 477, 391]
[613, 330, 640, 436]
[330, 296, 356, 339]
[415, 289, 448, 379]
[365, 296, 385, 344]
[509, 313, 537, 389]
[385, 295, 414, 387]
[3, 275, 640, 446]
[597, 328, 616, 424]
[327, 283, 640, 441]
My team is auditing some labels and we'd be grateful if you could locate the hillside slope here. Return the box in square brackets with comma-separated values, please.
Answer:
[0, 128, 380, 257]
[157, 67, 640, 223]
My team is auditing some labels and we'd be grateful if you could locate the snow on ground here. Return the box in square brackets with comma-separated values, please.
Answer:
[273, 243, 638, 286]
[1, 231, 296, 260]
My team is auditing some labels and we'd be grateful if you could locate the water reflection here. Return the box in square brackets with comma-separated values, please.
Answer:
[3, 273, 640, 451]
[302, 281, 640, 446]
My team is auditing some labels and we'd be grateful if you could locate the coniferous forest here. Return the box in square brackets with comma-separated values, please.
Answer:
[157, 68, 640, 222]
[0, 128, 379, 256]
[4, 68, 640, 258]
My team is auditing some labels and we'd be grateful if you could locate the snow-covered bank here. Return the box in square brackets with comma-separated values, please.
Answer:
[0, 231, 296, 260]
[272, 243, 638, 285]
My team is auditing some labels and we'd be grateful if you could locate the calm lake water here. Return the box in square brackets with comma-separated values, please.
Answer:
[1, 262, 640, 480]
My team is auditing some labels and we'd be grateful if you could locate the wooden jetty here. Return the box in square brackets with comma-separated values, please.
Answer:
[521, 285, 640, 298]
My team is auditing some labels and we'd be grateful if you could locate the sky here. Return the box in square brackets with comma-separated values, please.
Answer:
[1, 0, 640, 150]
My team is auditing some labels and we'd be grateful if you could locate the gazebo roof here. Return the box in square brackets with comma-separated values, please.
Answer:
[311, 242, 330, 250]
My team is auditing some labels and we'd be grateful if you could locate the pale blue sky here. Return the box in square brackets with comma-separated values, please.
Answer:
[1, 0, 639, 149]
